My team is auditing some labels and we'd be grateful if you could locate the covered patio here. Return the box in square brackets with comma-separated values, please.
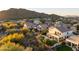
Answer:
[47, 33, 64, 42]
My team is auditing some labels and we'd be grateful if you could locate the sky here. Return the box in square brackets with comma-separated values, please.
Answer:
[0, 0, 79, 16]
[1, 8, 79, 16]
[27, 8, 79, 16]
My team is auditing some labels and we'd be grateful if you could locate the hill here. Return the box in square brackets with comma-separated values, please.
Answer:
[0, 8, 62, 20]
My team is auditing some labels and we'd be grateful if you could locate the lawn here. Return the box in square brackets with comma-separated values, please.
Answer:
[56, 45, 73, 51]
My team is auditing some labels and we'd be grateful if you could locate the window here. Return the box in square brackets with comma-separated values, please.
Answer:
[67, 32, 69, 34]
[55, 32, 60, 35]
[54, 31, 57, 35]
[67, 42, 71, 46]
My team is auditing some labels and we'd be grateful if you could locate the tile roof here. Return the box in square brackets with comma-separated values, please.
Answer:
[66, 35, 79, 45]
[55, 23, 71, 32]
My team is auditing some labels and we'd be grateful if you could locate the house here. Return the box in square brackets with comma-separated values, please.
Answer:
[47, 22, 73, 42]
[24, 21, 38, 29]
[72, 23, 79, 33]
[45, 20, 53, 26]
[33, 20, 41, 24]
[37, 24, 48, 31]
[24, 22, 33, 29]
[66, 35, 79, 50]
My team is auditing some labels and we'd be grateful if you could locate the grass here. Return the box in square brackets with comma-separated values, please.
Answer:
[56, 44, 73, 51]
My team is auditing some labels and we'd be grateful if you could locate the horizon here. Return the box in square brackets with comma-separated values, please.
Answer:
[0, 8, 79, 16]
[0, 0, 79, 16]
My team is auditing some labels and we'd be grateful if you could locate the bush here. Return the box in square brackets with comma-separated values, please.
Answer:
[46, 40, 57, 46]
[2, 22, 17, 29]
[0, 42, 25, 51]
[41, 29, 48, 35]
[20, 27, 28, 34]
[1, 33, 25, 44]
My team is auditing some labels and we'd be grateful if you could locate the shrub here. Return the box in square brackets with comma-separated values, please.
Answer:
[20, 27, 28, 34]
[1, 33, 25, 43]
[0, 42, 25, 51]
[46, 40, 57, 46]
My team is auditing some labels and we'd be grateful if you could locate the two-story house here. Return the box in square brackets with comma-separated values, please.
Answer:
[47, 22, 73, 42]
[66, 35, 79, 50]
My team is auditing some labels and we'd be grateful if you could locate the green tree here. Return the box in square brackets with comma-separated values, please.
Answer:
[40, 19, 45, 23]
[46, 39, 57, 46]
[41, 29, 48, 35]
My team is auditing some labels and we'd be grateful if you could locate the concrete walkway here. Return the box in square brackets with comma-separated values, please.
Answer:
[50, 42, 62, 48]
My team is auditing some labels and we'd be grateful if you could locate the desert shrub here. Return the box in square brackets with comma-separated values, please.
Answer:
[0, 33, 25, 43]
[2, 22, 17, 29]
[0, 42, 25, 51]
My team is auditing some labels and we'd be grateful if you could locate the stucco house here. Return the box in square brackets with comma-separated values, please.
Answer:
[47, 22, 73, 42]
[36, 24, 48, 31]
[66, 35, 79, 50]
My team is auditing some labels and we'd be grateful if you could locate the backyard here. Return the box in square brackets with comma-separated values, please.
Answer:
[56, 44, 73, 51]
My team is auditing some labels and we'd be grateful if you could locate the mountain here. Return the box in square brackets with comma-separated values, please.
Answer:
[0, 8, 62, 20]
